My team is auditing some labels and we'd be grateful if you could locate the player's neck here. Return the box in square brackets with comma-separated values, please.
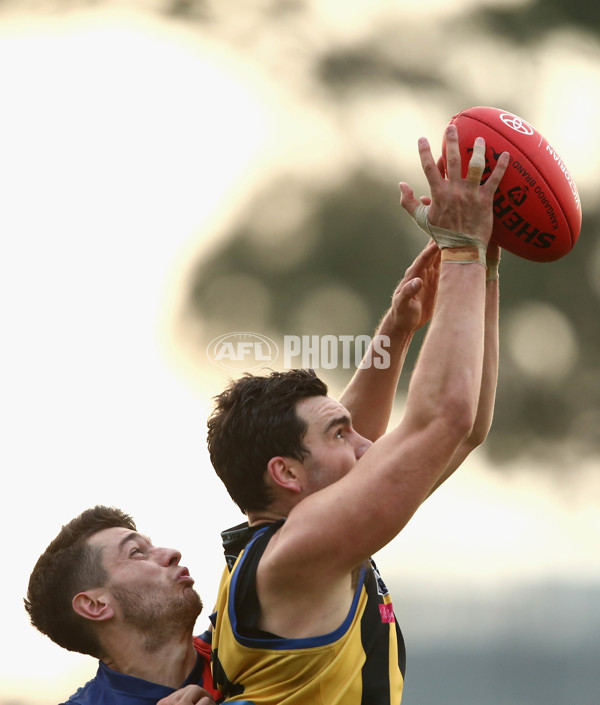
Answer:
[248, 508, 286, 526]
[100, 627, 197, 688]
[248, 492, 300, 526]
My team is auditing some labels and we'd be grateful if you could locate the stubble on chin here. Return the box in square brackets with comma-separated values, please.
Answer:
[111, 584, 203, 652]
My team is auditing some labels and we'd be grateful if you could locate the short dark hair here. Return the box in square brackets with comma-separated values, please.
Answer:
[207, 369, 328, 513]
[24, 505, 136, 658]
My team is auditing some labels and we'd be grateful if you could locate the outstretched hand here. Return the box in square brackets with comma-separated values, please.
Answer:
[389, 239, 440, 333]
[399, 124, 509, 246]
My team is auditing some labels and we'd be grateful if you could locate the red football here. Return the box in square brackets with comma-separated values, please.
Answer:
[441, 106, 582, 262]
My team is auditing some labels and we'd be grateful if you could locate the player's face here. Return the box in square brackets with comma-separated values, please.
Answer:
[88, 527, 202, 636]
[295, 395, 372, 494]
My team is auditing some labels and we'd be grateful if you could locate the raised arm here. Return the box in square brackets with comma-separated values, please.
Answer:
[339, 240, 440, 441]
[262, 128, 510, 580]
[428, 243, 501, 494]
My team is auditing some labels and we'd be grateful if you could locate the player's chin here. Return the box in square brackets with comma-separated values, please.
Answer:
[186, 588, 203, 612]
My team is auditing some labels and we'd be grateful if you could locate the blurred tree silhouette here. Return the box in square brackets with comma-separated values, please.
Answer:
[189, 172, 409, 333]
[169, 0, 600, 465]
[188, 167, 600, 466]
[3, 0, 597, 465]
[473, 0, 600, 42]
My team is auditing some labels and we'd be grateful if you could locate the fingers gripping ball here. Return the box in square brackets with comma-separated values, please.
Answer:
[441, 106, 582, 262]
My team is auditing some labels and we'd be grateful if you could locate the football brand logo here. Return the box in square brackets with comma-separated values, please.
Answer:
[507, 185, 528, 207]
[500, 113, 534, 136]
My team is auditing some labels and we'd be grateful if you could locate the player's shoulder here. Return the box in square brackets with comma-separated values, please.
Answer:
[59, 675, 97, 704]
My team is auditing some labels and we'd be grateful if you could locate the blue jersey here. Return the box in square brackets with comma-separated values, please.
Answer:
[61, 634, 219, 704]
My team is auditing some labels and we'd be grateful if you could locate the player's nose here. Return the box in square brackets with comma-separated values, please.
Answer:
[355, 433, 372, 459]
[156, 546, 181, 567]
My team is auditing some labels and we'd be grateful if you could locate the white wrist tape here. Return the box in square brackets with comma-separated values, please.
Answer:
[412, 203, 486, 264]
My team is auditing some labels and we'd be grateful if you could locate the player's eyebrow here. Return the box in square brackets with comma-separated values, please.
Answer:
[324, 414, 352, 434]
[118, 531, 151, 552]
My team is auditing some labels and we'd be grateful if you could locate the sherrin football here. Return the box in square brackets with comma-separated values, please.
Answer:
[441, 106, 582, 262]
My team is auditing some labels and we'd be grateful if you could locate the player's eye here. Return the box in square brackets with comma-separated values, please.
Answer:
[129, 547, 142, 557]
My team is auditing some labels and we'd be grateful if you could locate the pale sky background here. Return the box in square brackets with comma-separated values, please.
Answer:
[1, 3, 599, 704]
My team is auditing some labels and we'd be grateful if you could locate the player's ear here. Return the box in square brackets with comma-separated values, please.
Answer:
[266, 457, 302, 494]
[72, 589, 115, 622]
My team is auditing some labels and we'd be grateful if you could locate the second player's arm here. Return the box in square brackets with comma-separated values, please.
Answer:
[339, 241, 440, 441]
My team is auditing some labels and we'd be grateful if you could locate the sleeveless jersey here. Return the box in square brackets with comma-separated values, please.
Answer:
[212, 521, 406, 705]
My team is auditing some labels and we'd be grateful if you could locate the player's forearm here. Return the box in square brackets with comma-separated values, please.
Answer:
[341, 242, 440, 441]
[427, 275, 499, 494]
[443, 275, 499, 444]
[339, 311, 414, 442]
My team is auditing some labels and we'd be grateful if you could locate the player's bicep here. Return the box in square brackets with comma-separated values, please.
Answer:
[261, 416, 460, 585]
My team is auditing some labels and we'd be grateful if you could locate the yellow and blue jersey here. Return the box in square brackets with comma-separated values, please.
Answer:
[211, 521, 406, 705]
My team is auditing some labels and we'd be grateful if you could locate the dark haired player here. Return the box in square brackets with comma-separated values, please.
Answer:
[25, 505, 220, 705]
[206, 127, 508, 704]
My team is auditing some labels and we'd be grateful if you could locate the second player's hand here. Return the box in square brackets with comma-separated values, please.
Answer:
[389, 240, 440, 333]
[157, 685, 216, 705]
